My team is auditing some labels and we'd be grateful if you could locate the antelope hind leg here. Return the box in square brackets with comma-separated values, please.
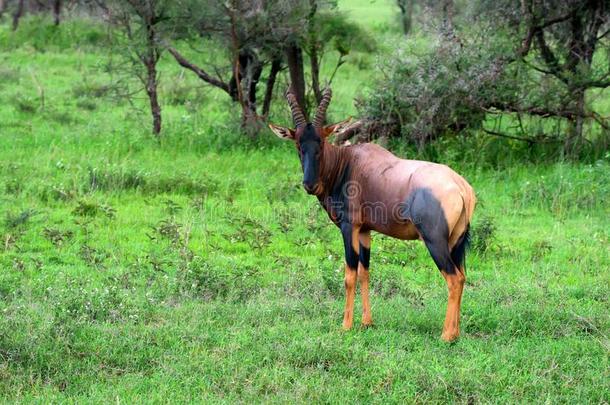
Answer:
[358, 230, 372, 327]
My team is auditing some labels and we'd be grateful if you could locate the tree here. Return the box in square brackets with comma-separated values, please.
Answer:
[12, 0, 25, 30]
[166, 0, 373, 132]
[166, 0, 282, 130]
[511, 0, 610, 153]
[305, 2, 376, 106]
[104, 0, 169, 136]
[8, 0, 63, 29]
[276, 0, 375, 113]
[360, 0, 609, 156]
[52, 0, 60, 25]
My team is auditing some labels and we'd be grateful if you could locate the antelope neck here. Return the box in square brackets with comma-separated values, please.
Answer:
[316, 142, 350, 198]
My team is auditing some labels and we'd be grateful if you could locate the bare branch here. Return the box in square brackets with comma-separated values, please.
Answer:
[589, 111, 610, 130]
[482, 128, 562, 144]
[167, 47, 230, 94]
[534, 29, 565, 82]
[333, 120, 364, 145]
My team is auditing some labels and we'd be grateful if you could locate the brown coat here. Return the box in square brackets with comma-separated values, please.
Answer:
[316, 143, 475, 249]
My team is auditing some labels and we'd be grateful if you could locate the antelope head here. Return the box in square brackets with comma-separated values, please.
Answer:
[269, 88, 352, 194]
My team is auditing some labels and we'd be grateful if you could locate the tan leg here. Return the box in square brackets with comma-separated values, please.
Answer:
[441, 266, 465, 342]
[358, 231, 372, 327]
[342, 264, 358, 330]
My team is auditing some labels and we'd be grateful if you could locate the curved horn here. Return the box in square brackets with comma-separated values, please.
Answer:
[285, 88, 307, 127]
[313, 88, 332, 128]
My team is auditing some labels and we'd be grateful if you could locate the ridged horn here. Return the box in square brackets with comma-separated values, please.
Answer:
[285, 88, 307, 127]
[313, 88, 332, 128]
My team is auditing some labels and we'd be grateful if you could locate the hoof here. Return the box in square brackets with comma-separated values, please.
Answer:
[361, 321, 374, 329]
[441, 331, 460, 342]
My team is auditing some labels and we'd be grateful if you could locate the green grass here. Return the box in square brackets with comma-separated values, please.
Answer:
[1, 11, 609, 404]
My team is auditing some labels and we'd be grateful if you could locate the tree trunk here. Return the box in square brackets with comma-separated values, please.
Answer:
[13, 0, 25, 31]
[239, 58, 261, 137]
[397, 0, 413, 36]
[285, 42, 307, 117]
[562, 7, 599, 156]
[566, 88, 585, 156]
[0, 0, 6, 19]
[243, 52, 262, 118]
[441, 0, 455, 38]
[230, 49, 262, 116]
[53, 0, 61, 25]
[308, 0, 322, 104]
[262, 57, 281, 118]
[309, 46, 321, 105]
[226, 4, 256, 131]
[146, 62, 162, 136]
[143, 12, 161, 136]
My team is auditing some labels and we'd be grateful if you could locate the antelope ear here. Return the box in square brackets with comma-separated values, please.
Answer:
[322, 118, 353, 138]
[268, 123, 295, 140]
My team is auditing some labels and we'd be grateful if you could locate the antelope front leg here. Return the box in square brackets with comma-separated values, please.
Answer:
[441, 266, 465, 342]
[358, 230, 372, 327]
[343, 265, 357, 330]
[340, 223, 360, 330]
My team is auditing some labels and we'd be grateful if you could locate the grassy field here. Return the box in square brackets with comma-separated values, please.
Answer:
[1, 4, 609, 403]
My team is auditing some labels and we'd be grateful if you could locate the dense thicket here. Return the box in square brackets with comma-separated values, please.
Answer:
[360, 0, 610, 157]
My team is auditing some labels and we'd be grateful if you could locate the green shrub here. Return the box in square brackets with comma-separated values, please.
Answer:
[87, 166, 219, 196]
[471, 215, 496, 255]
[178, 257, 262, 302]
[72, 81, 111, 99]
[73, 199, 116, 218]
[358, 28, 513, 147]
[4, 209, 37, 229]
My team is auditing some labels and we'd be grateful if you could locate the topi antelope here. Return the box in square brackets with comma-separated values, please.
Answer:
[269, 88, 476, 341]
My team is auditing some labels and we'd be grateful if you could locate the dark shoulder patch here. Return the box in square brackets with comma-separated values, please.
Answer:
[321, 163, 351, 224]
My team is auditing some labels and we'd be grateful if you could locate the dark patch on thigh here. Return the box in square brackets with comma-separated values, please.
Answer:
[359, 244, 370, 269]
[405, 188, 449, 242]
[405, 188, 455, 274]
[340, 222, 358, 269]
[451, 225, 470, 269]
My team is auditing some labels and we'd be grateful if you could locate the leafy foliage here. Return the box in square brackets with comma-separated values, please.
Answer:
[359, 27, 512, 147]
[360, 0, 610, 157]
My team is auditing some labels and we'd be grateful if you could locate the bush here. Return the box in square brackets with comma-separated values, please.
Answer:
[357, 7, 610, 162]
[358, 28, 514, 148]
[471, 215, 496, 255]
